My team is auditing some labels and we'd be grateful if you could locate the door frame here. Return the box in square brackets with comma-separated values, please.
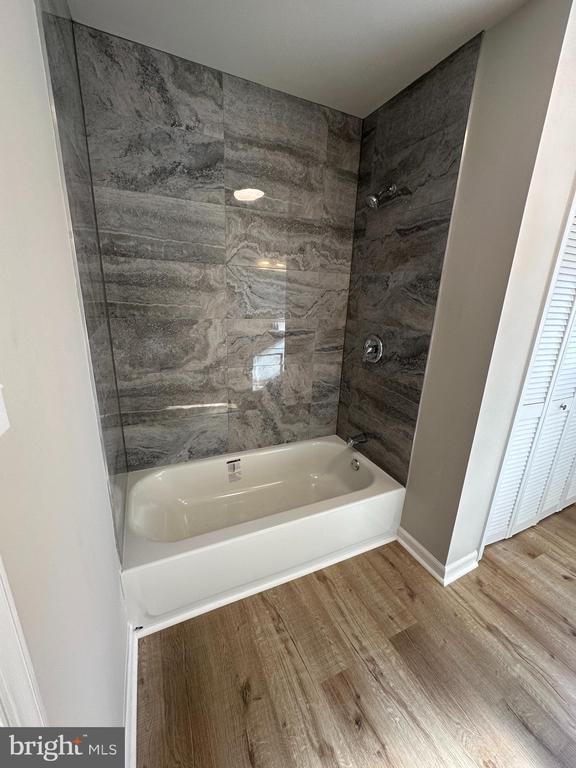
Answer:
[0, 556, 46, 726]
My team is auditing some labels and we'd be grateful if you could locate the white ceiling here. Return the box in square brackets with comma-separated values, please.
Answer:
[68, 0, 527, 117]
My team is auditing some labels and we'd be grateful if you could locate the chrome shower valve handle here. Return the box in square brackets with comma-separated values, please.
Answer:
[362, 335, 383, 363]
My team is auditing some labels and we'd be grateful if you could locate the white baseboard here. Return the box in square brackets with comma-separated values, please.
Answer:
[397, 527, 478, 586]
[124, 624, 138, 768]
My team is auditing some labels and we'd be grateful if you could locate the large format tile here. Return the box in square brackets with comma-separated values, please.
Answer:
[371, 118, 468, 215]
[226, 319, 316, 367]
[226, 267, 349, 321]
[223, 74, 327, 220]
[76, 26, 224, 204]
[228, 362, 313, 412]
[337, 37, 480, 484]
[110, 304, 226, 396]
[323, 166, 358, 228]
[374, 36, 481, 156]
[314, 324, 346, 365]
[102, 256, 226, 317]
[226, 207, 353, 272]
[348, 265, 441, 333]
[67, 25, 364, 469]
[87, 125, 223, 205]
[359, 198, 452, 274]
[43, 15, 91, 184]
[309, 398, 339, 438]
[75, 25, 223, 137]
[323, 107, 362, 174]
[228, 403, 310, 452]
[223, 74, 327, 158]
[311, 361, 343, 405]
[225, 136, 325, 221]
[122, 411, 228, 471]
[118, 367, 228, 415]
[95, 187, 225, 264]
[341, 372, 418, 484]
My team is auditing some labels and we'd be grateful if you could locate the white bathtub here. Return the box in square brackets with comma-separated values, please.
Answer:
[121, 435, 405, 630]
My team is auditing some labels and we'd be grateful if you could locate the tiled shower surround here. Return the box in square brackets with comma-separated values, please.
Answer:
[74, 26, 361, 470]
[42, 14, 127, 549]
[337, 38, 481, 483]
[46, 18, 481, 484]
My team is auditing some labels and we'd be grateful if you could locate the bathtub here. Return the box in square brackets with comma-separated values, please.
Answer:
[121, 435, 405, 630]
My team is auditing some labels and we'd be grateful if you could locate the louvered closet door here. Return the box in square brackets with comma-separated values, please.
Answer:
[543, 404, 576, 516]
[485, 207, 576, 544]
[540, 315, 576, 518]
[559, 415, 576, 507]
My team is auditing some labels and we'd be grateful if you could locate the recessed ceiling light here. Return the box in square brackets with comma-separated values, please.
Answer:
[233, 188, 264, 202]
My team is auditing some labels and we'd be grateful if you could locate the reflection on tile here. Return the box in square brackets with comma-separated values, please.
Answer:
[226, 207, 353, 272]
[226, 267, 349, 321]
[225, 137, 325, 220]
[228, 362, 313, 411]
[223, 73, 360, 224]
[119, 367, 228, 414]
[122, 411, 228, 470]
[227, 320, 316, 367]
[228, 404, 310, 452]
[95, 187, 225, 264]
[226, 266, 287, 319]
[102, 256, 226, 316]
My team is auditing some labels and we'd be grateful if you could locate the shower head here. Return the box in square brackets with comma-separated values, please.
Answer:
[365, 182, 411, 210]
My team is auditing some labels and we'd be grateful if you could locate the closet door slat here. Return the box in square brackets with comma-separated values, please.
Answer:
[484, 203, 576, 545]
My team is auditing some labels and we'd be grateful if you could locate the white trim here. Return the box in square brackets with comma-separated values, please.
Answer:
[124, 624, 138, 768]
[0, 557, 46, 726]
[397, 528, 478, 586]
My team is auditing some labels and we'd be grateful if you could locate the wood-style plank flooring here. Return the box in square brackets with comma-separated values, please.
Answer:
[137, 507, 576, 767]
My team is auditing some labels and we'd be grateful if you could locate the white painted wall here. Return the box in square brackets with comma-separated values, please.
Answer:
[449, 4, 576, 564]
[401, 0, 574, 563]
[0, 0, 127, 725]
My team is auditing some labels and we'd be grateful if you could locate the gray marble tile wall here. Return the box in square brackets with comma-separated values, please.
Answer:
[74, 26, 361, 470]
[337, 38, 481, 485]
[42, 14, 127, 552]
